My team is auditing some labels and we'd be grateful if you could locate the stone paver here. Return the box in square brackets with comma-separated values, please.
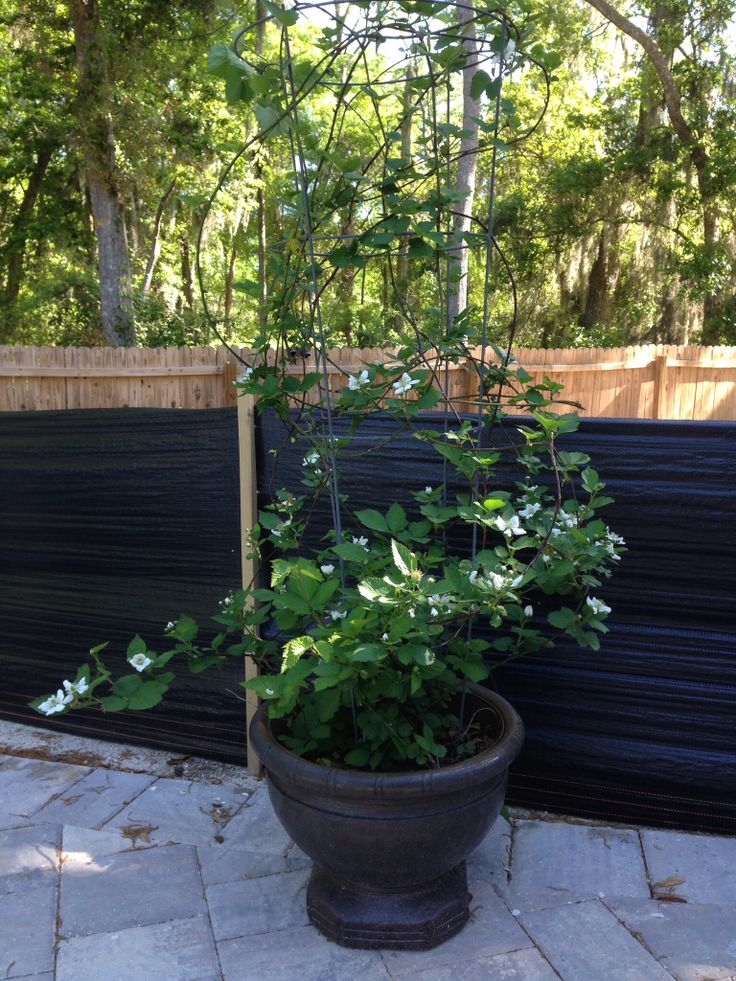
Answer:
[60, 842, 206, 938]
[217, 924, 390, 981]
[610, 898, 736, 981]
[0, 870, 57, 978]
[206, 867, 310, 942]
[396, 946, 561, 980]
[2, 748, 735, 981]
[0, 823, 60, 878]
[381, 880, 533, 977]
[56, 916, 221, 981]
[520, 899, 675, 981]
[216, 786, 293, 857]
[641, 828, 736, 905]
[34, 768, 155, 829]
[0, 757, 90, 823]
[197, 840, 289, 887]
[99, 775, 251, 847]
[498, 818, 650, 911]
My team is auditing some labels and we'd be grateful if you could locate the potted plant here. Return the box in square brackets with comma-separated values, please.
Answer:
[33, 1, 624, 951]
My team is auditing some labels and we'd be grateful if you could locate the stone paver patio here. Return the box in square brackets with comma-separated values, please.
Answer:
[1, 744, 735, 981]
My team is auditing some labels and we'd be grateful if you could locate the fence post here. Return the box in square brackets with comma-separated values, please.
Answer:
[237, 393, 261, 775]
[652, 354, 670, 419]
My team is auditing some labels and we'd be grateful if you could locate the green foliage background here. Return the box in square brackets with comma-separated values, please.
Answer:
[1, 0, 735, 348]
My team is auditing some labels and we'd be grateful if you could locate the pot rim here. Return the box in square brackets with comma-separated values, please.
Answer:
[249, 682, 525, 800]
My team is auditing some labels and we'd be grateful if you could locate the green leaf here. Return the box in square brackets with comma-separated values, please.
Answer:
[333, 542, 371, 562]
[355, 509, 389, 532]
[126, 635, 147, 658]
[99, 695, 128, 712]
[391, 539, 417, 576]
[386, 502, 407, 533]
[262, 0, 299, 25]
[352, 643, 386, 662]
[112, 674, 143, 697]
[470, 68, 492, 100]
[282, 636, 314, 671]
[344, 747, 371, 767]
[548, 607, 577, 629]
[126, 681, 167, 710]
[172, 616, 198, 643]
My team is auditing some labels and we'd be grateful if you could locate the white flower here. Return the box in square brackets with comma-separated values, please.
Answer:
[408, 608, 416, 618]
[329, 609, 347, 621]
[347, 370, 370, 391]
[510, 575, 524, 589]
[392, 372, 420, 396]
[129, 653, 152, 672]
[221, 596, 232, 607]
[586, 596, 612, 617]
[382, 633, 389, 641]
[425, 486, 433, 494]
[302, 451, 320, 467]
[488, 571, 506, 590]
[523, 605, 534, 617]
[519, 502, 541, 519]
[265, 688, 274, 696]
[320, 564, 335, 575]
[606, 530, 625, 546]
[352, 535, 369, 548]
[494, 515, 525, 537]
[272, 529, 282, 538]
[63, 678, 89, 699]
[550, 527, 563, 538]
[236, 367, 253, 384]
[38, 690, 69, 715]
[468, 570, 478, 585]
[559, 512, 576, 528]
[165, 621, 175, 631]
[543, 554, 551, 564]
[430, 607, 439, 617]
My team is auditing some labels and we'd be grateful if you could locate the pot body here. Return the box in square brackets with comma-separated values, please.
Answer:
[249, 684, 524, 949]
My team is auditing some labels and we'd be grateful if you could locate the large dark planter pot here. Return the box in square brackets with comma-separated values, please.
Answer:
[249, 683, 524, 951]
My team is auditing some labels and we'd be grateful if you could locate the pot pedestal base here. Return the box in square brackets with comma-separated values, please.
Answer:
[306, 862, 470, 951]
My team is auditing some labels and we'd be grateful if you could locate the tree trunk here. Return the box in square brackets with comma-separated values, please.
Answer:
[447, 5, 480, 328]
[181, 231, 194, 310]
[224, 204, 248, 332]
[1, 142, 55, 331]
[141, 177, 177, 299]
[394, 68, 414, 333]
[583, 0, 722, 342]
[70, 0, 135, 345]
[255, 0, 268, 327]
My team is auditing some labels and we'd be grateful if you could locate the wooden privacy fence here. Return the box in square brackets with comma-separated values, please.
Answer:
[1, 344, 736, 420]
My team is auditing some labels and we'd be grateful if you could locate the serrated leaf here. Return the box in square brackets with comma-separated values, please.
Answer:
[391, 539, 417, 576]
[126, 681, 167, 710]
[352, 643, 386, 662]
[100, 695, 128, 712]
[126, 635, 147, 658]
[282, 636, 314, 672]
[355, 509, 390, 532]
[112, 674, 143, 697]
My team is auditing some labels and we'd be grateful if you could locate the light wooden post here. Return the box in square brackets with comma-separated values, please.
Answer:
[653, 354, 669, 420]
[237, 392, 262, 775]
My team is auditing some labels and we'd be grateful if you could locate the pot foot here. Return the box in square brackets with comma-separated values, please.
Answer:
[306, 862, 470, 951]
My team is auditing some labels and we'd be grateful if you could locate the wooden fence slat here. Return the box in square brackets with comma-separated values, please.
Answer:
[1, 345, 735, 419]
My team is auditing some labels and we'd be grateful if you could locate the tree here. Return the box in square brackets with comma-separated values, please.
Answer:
[69, 0, 135, 345]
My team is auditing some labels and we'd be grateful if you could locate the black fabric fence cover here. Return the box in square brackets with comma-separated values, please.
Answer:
[257, 412, 736, 833]
[2, 406, 735, 831]
[0, 409, 246, 762]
